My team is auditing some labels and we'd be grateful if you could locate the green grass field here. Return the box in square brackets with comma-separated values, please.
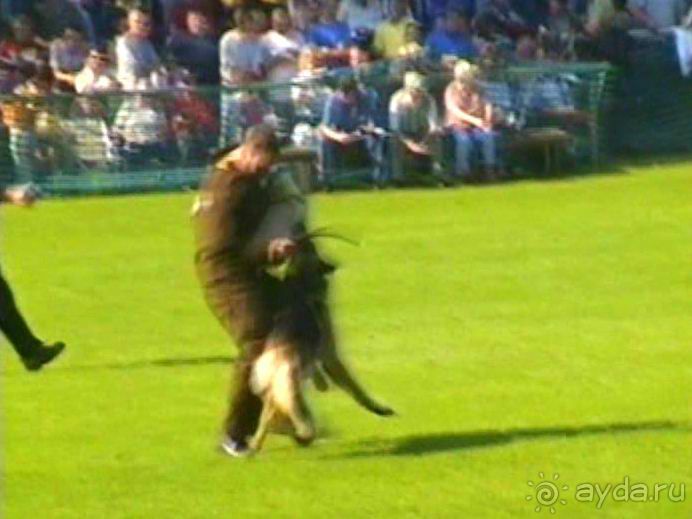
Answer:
[1, 165, 690, 518]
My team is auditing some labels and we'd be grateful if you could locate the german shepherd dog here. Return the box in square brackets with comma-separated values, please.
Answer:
[249, 233, 394, 451]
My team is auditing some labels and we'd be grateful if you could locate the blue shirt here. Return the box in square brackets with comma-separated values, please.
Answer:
[412, 0, 476, 29]
[322, 90, 376, 132]
[307, 22, 352, 49]
[167, 32, 219, 84]
[425, 30, 478, 60]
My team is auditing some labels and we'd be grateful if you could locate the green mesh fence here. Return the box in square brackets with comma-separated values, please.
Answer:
[0, 62, 613, 196]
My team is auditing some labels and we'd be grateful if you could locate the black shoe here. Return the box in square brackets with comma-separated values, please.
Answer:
[219, 437, 251, 458]
[21, 342, 66, 372]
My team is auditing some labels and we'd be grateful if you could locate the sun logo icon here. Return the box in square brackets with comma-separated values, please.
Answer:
[526, 472, 569, 514]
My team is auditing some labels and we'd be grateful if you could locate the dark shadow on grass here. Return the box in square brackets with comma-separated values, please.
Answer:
[337, 421, 689, 458]
[62, 355, 235, 371]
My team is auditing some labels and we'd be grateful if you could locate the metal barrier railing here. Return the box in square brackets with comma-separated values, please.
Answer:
[0, 62, 612, 196]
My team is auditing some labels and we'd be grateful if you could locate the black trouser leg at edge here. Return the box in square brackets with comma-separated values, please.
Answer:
[0, 270, 42, 358]
[224, 340, 265, 443]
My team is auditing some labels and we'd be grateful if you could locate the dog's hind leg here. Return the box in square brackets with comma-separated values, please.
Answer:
[289, 390, 316, 446]
[277, 364, 315, 446]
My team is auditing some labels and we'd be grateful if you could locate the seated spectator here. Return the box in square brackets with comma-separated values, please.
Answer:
[337, 0, 385, 33]
[515, 34, 539, 61]
[1, 100, 41, 181]
[65, 97, 119, 170]
[13, 60, 57, 96]
[220, 87, 274, 146]
[388, 71, 444, 185]
[170, 76, 219, 163]
[112, 83, 174, 167]
[262, 7, 305, 58]
[372, 0, 412, 60]
[476, 47, 522, 129]
[318, 75, 384, 186]
[49, 26, 89, 90]
[425, 10, 478, 61]
[418, 0, 477, 30]
[34, 106, 77, 175]
[166, 9, 219, 84]
[444, 60, 501, 181]
[74, 49, 120, 94]
[115, 8, 160, 89]
[307, 0, 351, 49]
[219, 7, 272, 85]
[521, 72, 591, 127]
[398, 21, 426, 60]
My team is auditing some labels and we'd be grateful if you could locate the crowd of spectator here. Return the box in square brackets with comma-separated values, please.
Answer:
[1, 0, 690, 185]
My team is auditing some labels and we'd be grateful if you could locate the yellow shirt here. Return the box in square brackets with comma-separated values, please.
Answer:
[373, 19, 411, 60]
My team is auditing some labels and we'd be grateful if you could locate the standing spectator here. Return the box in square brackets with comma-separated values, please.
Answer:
[337, 0, 386, 33]
[0, 15, 46, 72]
[74, 48, 120, 93]
[542, 0, 581, 60]
[115, 8, 160, 89]
[425, 9, 478, 60]
[32, 0, 95, 43]
[388, 71, 443, 184]
[287, 0, 321, 32]
[307, 0, 352, 49]
[166, 9, 219, 84]
[49, 26, 89, 90]
[0, 15, 46, 93]
[583, 0, 616, 36]
[318, 75, 384, 186]
[219, 7, 273, 146]
[372, 0, 412, 59]
[262, 6, 305, 58]
[475, 0, 532, 40]
[445, 60, 500, 181]
[629, 0, 687, 31]
[219, 7, 272, 85]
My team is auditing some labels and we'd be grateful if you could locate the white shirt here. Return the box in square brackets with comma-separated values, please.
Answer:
[262, 30, 305, 57]
[74, 67, 120, 94]
[115, 34, 160, 89]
